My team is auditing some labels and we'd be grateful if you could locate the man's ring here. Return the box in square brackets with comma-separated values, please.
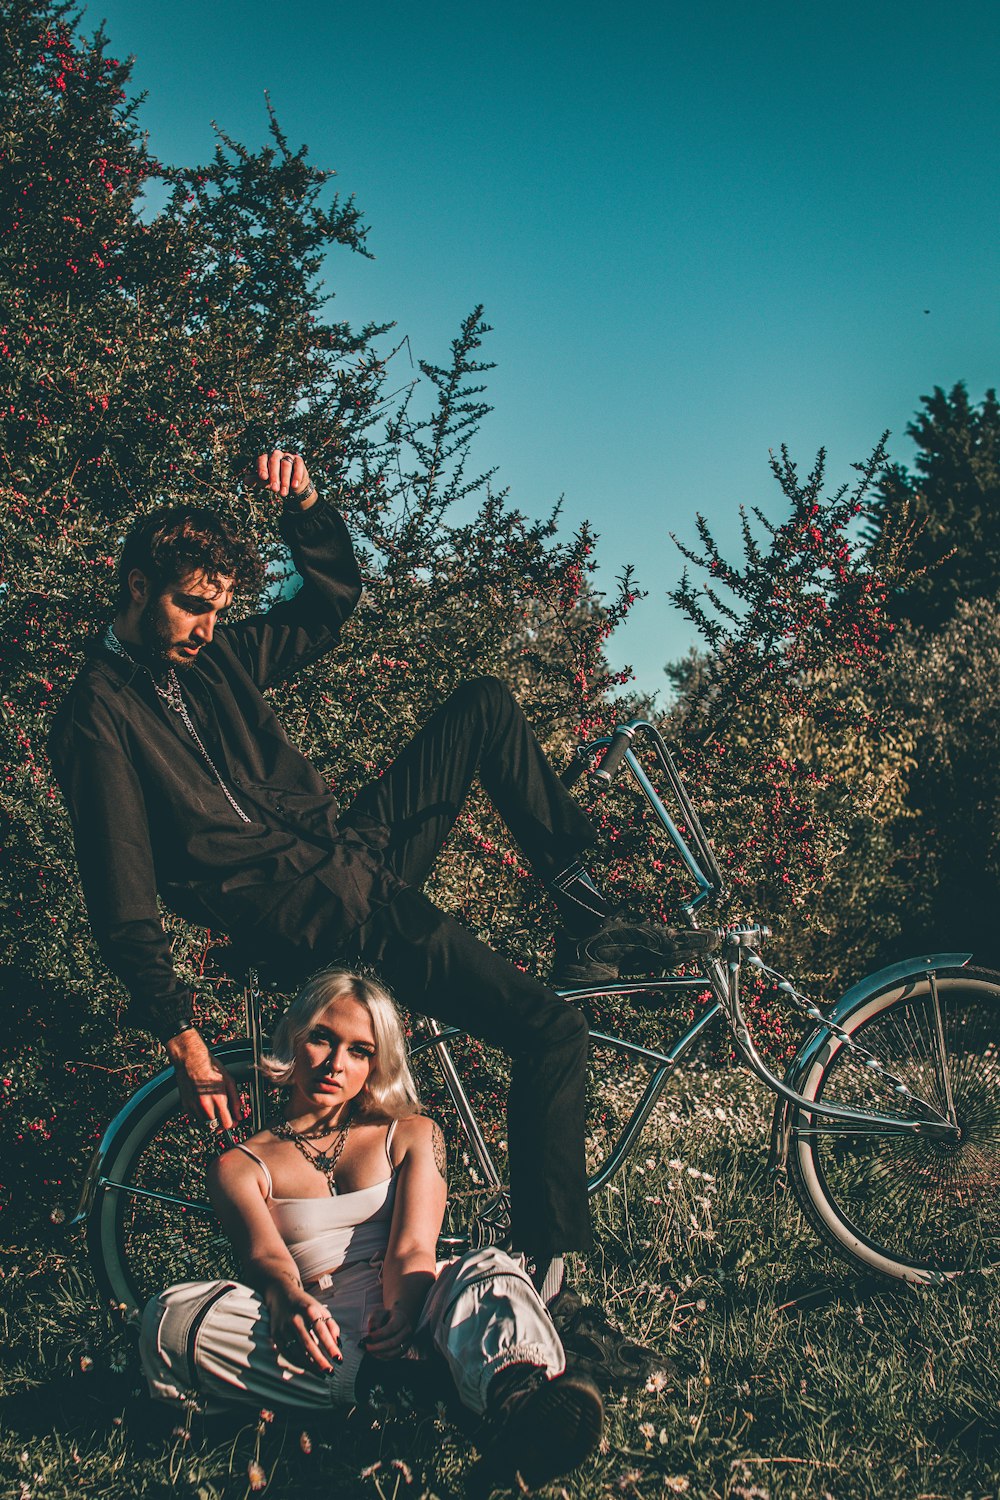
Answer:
[205, 1119, 220, 1132]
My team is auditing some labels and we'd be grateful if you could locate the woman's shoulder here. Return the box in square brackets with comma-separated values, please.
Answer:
[208, 1134, 274, 1193]
[385, 1113, 444, 1166]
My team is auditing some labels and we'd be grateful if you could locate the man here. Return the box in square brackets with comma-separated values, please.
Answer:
[51, 450, 695, 1369]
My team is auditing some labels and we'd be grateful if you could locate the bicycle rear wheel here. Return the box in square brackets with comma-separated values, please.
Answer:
[789, 966, 1000, 1281]
[86, 1046, 257, 1314]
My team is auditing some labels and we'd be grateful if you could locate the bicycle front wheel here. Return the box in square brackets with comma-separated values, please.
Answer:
[85, 1045, 256, 1314]
[789, 966, 1000, 1281]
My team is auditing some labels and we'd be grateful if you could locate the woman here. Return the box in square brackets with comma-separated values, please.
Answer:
[140, 969, 603, 1489]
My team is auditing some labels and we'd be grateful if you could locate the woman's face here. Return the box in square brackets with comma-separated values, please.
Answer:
[291, 995, 376, 1113]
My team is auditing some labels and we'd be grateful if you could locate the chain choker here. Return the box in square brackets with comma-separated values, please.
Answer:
[271, 1109, 355, 1196]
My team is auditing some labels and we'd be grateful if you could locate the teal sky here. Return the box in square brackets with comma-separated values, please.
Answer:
[88, 0, 999, 698]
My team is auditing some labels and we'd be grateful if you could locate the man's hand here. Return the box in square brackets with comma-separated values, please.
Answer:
[165, 1028, 243, 1130]
[256, 448, 315, 507]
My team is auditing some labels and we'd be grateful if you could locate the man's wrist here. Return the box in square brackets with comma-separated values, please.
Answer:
[165, 1024, 206, 1060]
[288, 481, 317, 511]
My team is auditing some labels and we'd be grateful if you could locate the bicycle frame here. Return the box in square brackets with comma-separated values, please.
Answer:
[72, 721, 967, 1255]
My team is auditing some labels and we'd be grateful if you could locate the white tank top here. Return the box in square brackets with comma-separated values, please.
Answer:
[236, 1119, 398, 1281]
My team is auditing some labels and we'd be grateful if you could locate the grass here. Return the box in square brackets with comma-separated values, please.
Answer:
[1, 1065, 997, 1500]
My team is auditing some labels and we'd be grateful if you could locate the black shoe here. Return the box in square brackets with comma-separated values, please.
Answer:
[482, 1363, 604, 1489]
[548, 1286, 670, 1390]
[552, 921, 720, 987]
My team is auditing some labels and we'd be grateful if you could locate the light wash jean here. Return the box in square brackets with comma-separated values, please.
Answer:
[140, 1245, 564, 1418]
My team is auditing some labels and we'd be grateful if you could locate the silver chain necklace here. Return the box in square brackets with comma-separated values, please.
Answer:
[102, 626, 251, 824]
[271, 1110, 354, 1196]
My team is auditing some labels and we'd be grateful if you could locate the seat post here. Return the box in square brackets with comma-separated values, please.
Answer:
[243, 967, 266, 1132]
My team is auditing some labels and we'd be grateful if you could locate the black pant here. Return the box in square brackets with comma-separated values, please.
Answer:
[340, 676, 596, 1256]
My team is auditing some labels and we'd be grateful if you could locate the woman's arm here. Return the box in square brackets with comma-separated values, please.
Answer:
[362, 1115, 448, 1360]
[207, 1149, 343, 1371]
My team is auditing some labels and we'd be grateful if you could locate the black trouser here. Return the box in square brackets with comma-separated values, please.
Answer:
[341, 675, 596, 1256]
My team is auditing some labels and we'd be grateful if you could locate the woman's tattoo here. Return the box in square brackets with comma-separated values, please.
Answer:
[431, 1121, 447, 1183]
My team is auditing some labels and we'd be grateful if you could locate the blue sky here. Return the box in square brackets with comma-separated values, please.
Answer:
[90, 0, 999, 698]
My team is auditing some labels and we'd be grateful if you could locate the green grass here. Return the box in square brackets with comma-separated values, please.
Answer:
[2, 1066, 997, 1500]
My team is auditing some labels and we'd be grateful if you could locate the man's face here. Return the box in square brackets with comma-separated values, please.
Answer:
[138, 569, 236, 669]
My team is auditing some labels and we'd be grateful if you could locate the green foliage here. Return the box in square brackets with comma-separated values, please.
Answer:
[878, 597, 1000, 964]
[0, 0, 639, 1223]
[652, 445, 909, 1002]
[870, 381, 1000, 632]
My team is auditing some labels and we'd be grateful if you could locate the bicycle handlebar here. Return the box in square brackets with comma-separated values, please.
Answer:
[591, 725, 635, 783]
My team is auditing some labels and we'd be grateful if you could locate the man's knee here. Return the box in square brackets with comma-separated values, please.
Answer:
[450, 674, 515, 724]
[532, 996, 589, 1057]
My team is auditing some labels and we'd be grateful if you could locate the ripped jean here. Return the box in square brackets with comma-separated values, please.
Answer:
[139, 1245, 564, 1418]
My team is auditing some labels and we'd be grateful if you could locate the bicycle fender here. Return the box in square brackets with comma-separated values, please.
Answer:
[71, 1041, 253, 1225]
[766, 952, 973, 1175]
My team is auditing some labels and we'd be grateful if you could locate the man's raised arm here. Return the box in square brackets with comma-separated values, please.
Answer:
[223, 449, 364, 691]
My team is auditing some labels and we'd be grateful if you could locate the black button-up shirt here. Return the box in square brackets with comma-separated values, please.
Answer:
[49, 497, 397, 1040]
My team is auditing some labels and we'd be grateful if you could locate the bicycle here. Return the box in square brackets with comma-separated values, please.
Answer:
[74, 719, 1000, 1315]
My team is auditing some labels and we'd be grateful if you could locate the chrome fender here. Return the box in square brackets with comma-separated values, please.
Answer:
[767, 952, 973, 1175]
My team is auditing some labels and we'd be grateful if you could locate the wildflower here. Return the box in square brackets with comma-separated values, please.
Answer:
[258, 1408, 274, 1423]
[686, 1166, 701, 1179]
[639, 1421, 656, 1440]
[668, 1158, 684, 1169]
[695, 1298, 707, 1311]
[247, 1459, 267, 1491]
[360, 1462, 383, 1479]
[390, 1459, 414, 1482]
[645, 1369, 670, 1393]
[79, 1356, 93, 1372]
[617, 1470, 642, 1492]
[299, 1432, 312, 1454]
[664, 1479, 690, 1494]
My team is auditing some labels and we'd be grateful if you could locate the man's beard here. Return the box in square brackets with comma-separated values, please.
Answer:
[138, 598, 197, 673]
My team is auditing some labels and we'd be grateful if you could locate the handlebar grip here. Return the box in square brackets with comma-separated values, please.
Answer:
[592, 726, 634, 784]
[560, 755, 589, 789]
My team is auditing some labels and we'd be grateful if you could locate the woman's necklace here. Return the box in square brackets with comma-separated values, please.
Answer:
[270, 1109, 354, 1196]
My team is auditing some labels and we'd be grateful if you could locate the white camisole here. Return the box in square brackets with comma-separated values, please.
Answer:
[235, 1119, 398, 1284]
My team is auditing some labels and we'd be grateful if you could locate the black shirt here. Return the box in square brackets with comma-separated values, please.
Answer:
[49, 497, 397, 1041]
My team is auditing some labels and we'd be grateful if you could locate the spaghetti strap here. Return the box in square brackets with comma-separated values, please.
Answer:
[234, 1143, 274, 1201]
[385, 1119, 398, 1169]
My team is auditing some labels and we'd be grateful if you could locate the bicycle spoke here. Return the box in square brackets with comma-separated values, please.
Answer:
[800, 975, 1000, 1275]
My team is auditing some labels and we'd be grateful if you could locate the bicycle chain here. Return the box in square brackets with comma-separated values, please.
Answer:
[741, 952, 941, 1116]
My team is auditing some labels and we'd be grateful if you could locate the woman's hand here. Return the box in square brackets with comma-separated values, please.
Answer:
[267, 1285, 343, 1372]
[362, 1303, 415, 1360]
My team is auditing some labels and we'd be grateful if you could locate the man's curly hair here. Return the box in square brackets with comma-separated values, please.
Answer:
[116, 506, 266, 607]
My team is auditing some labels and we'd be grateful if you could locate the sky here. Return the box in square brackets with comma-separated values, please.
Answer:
[87, 0, 999, 699]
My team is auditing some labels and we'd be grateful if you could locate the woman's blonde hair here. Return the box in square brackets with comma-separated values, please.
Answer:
[260, 969, 421, 1122]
